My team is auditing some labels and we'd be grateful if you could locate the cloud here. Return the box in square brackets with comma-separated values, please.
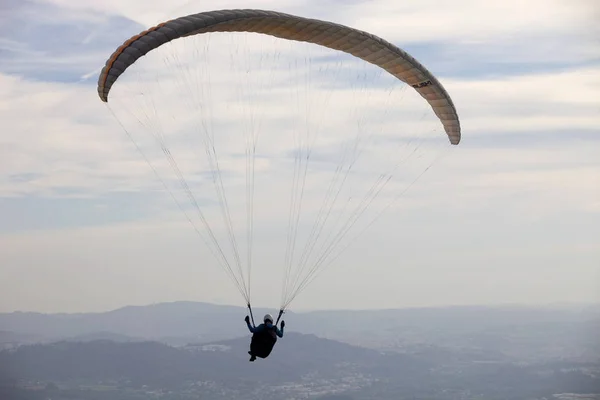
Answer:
[345, 0, 599, 41]
[0, 0, 144, 82]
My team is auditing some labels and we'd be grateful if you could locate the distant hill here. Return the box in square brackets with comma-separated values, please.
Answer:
[1, 334, 597, 400]
[0, 330, 46, 349]
[1, 302, 598, 362]
[0, 302, 251, 343]
[66, 331, 142, 343]
[0, 333, 422, 386]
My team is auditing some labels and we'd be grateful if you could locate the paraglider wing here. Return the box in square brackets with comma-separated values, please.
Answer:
[97, 9, 461, 145]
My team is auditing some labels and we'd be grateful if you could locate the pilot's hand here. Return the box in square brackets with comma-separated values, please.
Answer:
[281, 320, 285, 328]
[244, 315, 250, 323]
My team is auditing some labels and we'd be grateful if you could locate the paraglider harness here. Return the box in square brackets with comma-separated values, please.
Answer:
[247, 304, 284, 359]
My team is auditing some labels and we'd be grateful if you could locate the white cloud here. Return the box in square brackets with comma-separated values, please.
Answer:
[39, 0, 600, 65]
[3, 52, 597, 198]
[346, 0, 598, 40]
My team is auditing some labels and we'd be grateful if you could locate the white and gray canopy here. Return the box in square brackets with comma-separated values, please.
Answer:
[97, 9, 461, 144]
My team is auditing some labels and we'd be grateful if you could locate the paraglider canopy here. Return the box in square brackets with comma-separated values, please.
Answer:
[98, 9, 460, 145]
[96, 8, 462, 315]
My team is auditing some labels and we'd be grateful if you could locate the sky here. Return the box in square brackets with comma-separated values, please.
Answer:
[1, 0, 599, 314]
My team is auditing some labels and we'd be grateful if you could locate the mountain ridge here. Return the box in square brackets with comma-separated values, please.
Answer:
[1, 301, 598, 363]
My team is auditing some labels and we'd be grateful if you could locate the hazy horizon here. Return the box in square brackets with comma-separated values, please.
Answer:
[3, 298, 599, 315]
